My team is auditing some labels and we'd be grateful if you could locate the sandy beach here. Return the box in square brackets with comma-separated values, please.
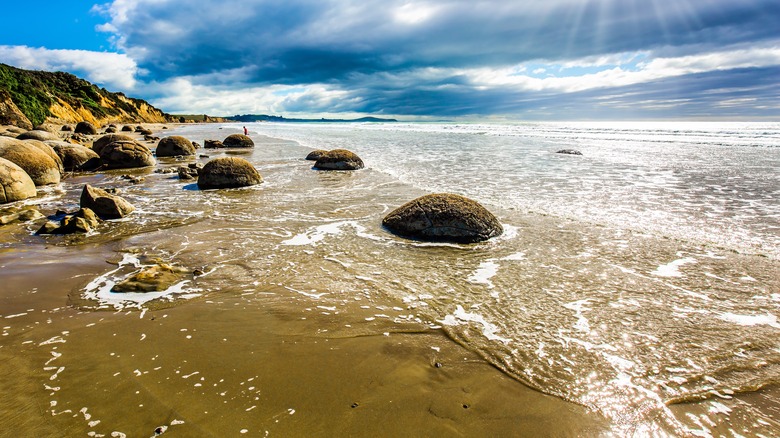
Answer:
[2, 121, 779, 436]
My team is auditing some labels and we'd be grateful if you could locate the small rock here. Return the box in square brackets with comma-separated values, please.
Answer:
[556, 149, 582, 156]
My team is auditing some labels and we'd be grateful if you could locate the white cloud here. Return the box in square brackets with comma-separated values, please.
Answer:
[464, 45, 780, 93]
[0, 45, 141, 90]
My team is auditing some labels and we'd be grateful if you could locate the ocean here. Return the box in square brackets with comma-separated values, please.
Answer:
[3, 120, 779, 435]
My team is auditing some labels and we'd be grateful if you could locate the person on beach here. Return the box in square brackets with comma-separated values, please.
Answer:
[243, 126, 248, 135]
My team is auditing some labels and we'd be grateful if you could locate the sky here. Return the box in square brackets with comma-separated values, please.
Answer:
[1, 0, 779, 120]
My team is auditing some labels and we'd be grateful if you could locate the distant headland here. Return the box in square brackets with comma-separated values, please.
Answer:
[227, 114, 398, 123]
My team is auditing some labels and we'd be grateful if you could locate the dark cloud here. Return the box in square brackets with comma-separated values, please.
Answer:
[93, 0, 780, 117]
[107, 0, 780, 83]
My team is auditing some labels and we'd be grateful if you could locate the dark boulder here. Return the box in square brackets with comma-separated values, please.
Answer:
[74, 121, 98, 135]
[382, 193, 503, 243]
[121, 125, 133, 132]
[99, 141, 156, 169]
[197, 157, 262, 189]
[313, 149, 364, 170]
[80, 184, 135, 219]
[156, 136, 196, 157]
[556, 149, 582, 156]
[223, 134, 254, 148]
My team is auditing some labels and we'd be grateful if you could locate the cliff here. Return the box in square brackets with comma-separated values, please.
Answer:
[0, 63, 175, 128]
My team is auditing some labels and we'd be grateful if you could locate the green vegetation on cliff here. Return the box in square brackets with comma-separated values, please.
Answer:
[0, 63, 172, 126]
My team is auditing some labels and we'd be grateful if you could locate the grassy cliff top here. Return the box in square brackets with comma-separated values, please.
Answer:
[0, 63, 172, 126]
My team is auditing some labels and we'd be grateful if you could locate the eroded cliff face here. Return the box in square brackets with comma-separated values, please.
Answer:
[0, 90, 33, 130]
[0, 63, 174, 128]
[47, 95, 170, 125]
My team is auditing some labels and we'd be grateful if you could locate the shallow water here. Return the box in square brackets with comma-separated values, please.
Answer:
[1, 121, 779, 436]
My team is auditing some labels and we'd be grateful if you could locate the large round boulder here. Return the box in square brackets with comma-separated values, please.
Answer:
[23, 139, 64, 174]
[0, 157, 37, 204]
[0, 137, 61, 185]
[223, 134, 254, 148]
[156, 136, 196, 157]
[382, 193, 503, 243]
[74, 121, 98, 135]
[92, 133, 135, 155]
[197, 157, 262, 190]
[17, 130, 60, 141]
[80, 184, 135, 219]
[99, 141, 156, 169]
[313, 149, 364, 170]
[46, 141, 101, 171]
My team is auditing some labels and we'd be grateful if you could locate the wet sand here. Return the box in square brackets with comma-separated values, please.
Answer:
[0, 241, 609, 436]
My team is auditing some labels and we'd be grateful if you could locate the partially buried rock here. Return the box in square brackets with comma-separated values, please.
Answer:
[305, 149, 328, 161]
[36, 208, 100, 235]
[156, 136, 196, 157]
[80, 184, 135, 219]
[556, 149, 582, 156]
[204, 139, 224, 149]
[74, 121, 98, 135]
[99, 141, 156, 169]
[382, 193, 503, 243]
[313, 149, 364, 170]
[0, 157, 37, 204]
[17, 130, 60, 141]
[197, 157, 262, 189]
[112, 263, 188, 293]
[178, 163, 202, 180]
[223, 134, 254, 148]
[0, 137, 61, 185]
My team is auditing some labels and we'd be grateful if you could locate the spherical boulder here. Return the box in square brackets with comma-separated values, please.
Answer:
[156, 136, 196, 157]
[197, 157, 262, 190]
[92, 134, 135, 155]
[204, 139, 224, 149]
[121, 125, 133, 132]
[305, 149, 328, 161]
[17, 130, 60, 141]
[0, 137, 61, 185]
[99, 141, 156, 169]
[46, 141, 101, 171]
[24, 139, 64, 174]
[382, 193, 503, 243]
[223, 134, 254, 148]
[75, 121, 98, 135]
[0, 157, 37, 204]
[80, 184, 134, 219]
[313, 149, 364, 170]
